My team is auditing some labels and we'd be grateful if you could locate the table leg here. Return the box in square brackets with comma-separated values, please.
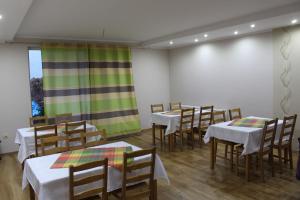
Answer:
[152, 123, 156, 146]
[168, 134, 171, 152]
[210, 137, 215, 170]
[246, 154, 250, 182]
[29, 184, 35, 200]
[153, 179, 157, 200]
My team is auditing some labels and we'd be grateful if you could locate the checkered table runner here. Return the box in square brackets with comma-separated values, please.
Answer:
[51, 146, 133, 169]
[228, 118, 267, 128]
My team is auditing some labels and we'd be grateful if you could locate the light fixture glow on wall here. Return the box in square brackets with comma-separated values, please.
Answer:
[0, 15, 3, 20]
[234, 31, 239, 35]
[169, 41, 174, 45]
[194, 38, 199, 42]
[204, 34, 208, 38]
[250, 24, 255, 28]
[291, 19, 298, 24]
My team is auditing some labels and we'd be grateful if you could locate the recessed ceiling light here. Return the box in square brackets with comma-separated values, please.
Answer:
[0, 15, 3, 20]
[169, 41, 174, 45]
[250, 24, 255, 28]
[194, 38, 199, 42]
[234, 31, 239, 35]
[291, 19, 298, 24]
[204, 34, 208, 38]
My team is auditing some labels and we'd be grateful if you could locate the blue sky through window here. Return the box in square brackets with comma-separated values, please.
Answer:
[29, 50, 42, 79]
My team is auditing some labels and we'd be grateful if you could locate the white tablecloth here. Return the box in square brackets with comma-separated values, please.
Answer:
[22, 141, 169, 200]
[151, 105, 223, 135]
[15, 124, 97, 163]
[204, 116, 283, 155]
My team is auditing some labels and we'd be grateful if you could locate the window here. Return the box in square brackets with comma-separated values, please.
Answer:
[28, 49, 44, 117]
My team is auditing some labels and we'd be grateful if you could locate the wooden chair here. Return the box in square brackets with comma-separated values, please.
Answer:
[169, 102, 181, 111]
[112, 148, 156, 200]
[151, 104, 167, 148]
[174, 108, 195, 150]
[65, 121, 86, 150]
[274, 114, 297, 173]
[40, 136, 69, 156]
[69, 159, 108, 200]
[236, 118, 278, 182]
[34, 125, 58, 157]
[56, 113, 73, 124]
[29, 116, 48, 127]
[197, 105, 213, 146]
[82, 130, 107, 148]
[213, 110, 236, 170]
[229, 108, 242, 120]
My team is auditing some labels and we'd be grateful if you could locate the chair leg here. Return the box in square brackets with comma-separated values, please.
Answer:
[289, 146, 293, 169]
[225, 144, 228, 159]
[236, 148, 239, 176]
[284, 148, 288, 164]
[270, 151, 275, 177]
[278, 148, 283, 173]
[246, 155, 250, 182]
[191, 132, 195, 149]
[152, 123, 156, 146]
[160, 128, 163, 149]
[230, 144, 234, 171]
[259, 155, 264, 182]
[180, 132, 184, 151]
[199, 132, 202, 147]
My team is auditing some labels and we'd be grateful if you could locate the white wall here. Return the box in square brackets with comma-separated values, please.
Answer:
[0, 44, 31, 153]
[273, 26, 300, 149]
[169, 32, 274, 118]
[131, 48, 170, 129]
[0, 45, 169, 154]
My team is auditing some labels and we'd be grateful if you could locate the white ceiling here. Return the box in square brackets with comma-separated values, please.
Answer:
[0, 0, 33, 43]
[1, 0, 300, 48]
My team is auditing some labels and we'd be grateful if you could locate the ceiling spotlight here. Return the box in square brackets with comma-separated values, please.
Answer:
[250, 24, 255, 28]
[194, 38, 199, 42]
[0, 15, 2, 20]
[234, 31, 239, 35]
[204, 34, 208, 38]
[291, 19, 298, 24]
[169, 41, 174, 45]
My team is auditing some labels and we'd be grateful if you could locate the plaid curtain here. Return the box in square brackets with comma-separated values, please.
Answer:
[42, 43, 141, 137]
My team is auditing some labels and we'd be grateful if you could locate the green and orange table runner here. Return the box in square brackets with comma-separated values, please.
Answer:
[228, 118, 267, 128]
[51, 146, 133, 169]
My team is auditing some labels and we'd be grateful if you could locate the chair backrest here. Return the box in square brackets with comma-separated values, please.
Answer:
[56, 113, 73, 124]
[198, 105, 214, 131]
[279, 114, 297, 146]
[121, 148, 156, 199]
[229, 108, 242, 120]
[151, 104, 164, 113]
[29, 116, 49, 127]
[65, 121, 86, 150]
[260, 118, 278, 152]
[179, 108, 195, 133]
[169, 102, 181, 111]
[69, 159, 108, 200]
[213, 110, 226, 124]
[40, 136, 69, 156]
[82, 130, 107, 148]
[34, 125, 58, 157]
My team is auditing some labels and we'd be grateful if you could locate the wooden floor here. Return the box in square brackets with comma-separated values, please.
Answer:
[1, 129, 300, 200]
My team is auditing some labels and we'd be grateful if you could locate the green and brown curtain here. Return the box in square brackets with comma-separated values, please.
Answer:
[42, 43, 141, 137]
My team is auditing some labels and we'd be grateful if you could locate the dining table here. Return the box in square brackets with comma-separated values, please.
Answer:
[15, 123, 97, 163]
[151, 105, 224, 150]
[204, 116, 283, 181]
[22, 141, 169, 200]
